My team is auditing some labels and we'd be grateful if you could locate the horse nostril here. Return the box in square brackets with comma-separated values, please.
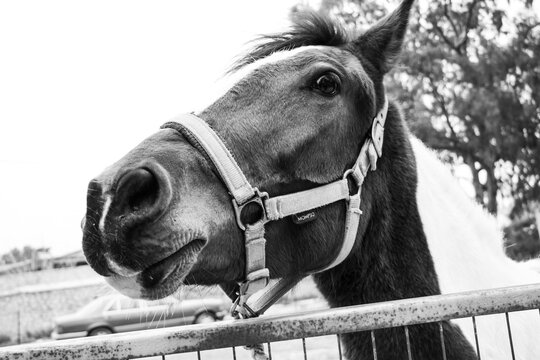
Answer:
[116, 168, 159, 214]
[110, 162, 172, 232]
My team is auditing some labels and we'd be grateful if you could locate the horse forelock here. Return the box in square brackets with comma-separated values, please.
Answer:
[195, 12, 380, 116]
[230, 12, 350, 73]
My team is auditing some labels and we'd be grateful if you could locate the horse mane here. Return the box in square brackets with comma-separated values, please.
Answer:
[230, 12, 350, 72]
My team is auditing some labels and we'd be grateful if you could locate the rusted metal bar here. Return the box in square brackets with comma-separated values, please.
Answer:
[2, 283, 540, 360]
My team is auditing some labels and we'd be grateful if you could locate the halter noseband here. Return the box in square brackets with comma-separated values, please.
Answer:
[161, 96, 388, 318]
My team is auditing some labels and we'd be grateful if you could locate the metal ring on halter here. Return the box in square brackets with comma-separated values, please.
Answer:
[342, 168, 362, 196]
[232, 188, 269, 230]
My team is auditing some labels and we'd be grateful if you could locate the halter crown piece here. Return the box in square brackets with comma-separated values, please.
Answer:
[162, 96, 388, 318]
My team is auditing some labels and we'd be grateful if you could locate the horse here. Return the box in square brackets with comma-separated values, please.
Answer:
[81, 0, 540, 358]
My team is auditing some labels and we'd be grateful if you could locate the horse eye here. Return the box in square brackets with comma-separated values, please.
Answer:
[312, 73, 340, 97]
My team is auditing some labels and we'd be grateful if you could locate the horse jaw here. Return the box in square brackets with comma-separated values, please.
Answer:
[413, 137, 540, 359]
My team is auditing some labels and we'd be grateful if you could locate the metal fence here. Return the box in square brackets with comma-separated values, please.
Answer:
[1, 283, 540, 360]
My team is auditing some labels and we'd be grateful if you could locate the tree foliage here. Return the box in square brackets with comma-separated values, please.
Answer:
[504, 216, 540, 260]
[311, 0, 540, 216]
[0, 246, 38, 264]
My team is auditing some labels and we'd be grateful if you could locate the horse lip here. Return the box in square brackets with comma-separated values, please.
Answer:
[105, 255, 142, 278]
[139, 238, 206, 288]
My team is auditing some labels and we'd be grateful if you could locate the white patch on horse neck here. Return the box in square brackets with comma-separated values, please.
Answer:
[412, 137, 540, 359]
[194, 46, 329, 113]
[99, 194, 112, 235]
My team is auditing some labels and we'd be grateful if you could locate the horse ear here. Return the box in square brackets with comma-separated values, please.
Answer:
[350, 0, 415, 74]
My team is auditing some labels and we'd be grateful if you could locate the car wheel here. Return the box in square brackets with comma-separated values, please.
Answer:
[89, 327, 113, 336]
[194, 312, 216, 324]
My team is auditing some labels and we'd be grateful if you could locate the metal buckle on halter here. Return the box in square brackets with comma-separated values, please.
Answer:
[232, 188, 269, 230]
[343, 168, 364, 193]
[230, 295, 258, 319]
[230, 269, 269, 318]
[342, 169, 363, 219]
[371, 115, 385, 157]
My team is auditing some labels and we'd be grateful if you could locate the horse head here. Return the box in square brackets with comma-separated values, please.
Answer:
[82, 0, 415, 301]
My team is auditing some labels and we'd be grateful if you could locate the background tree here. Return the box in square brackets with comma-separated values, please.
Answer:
[295, 0, 540, 258]
[504, 216, 540, 260]
[1, 246, 39, 264]
[305, 0, 540, 217]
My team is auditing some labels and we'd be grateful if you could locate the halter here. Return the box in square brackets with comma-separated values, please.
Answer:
[161, 96, 388, 318]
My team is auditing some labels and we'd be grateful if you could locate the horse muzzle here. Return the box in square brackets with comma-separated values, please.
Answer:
[82, 159, 174, 277]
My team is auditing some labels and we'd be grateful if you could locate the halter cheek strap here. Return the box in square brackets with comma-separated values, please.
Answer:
[161, 96, 388, 318]
[163, 115, 272, 302]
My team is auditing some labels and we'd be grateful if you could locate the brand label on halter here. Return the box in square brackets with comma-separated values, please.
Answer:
[292, 211, 317, 225]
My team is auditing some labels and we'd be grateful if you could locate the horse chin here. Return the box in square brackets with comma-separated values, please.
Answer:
[105, 238, 206, 300]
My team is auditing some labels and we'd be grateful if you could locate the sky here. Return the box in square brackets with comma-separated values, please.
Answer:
[2, 1, 536, 257]
[0, 0, 299, 256]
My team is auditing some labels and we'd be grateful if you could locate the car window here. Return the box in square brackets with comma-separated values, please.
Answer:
[118, 297, 140, 310]
[154, 298, 175, 306]
[78, 296, 117, 315]
[100, 297, 139, 312]
[105, 298, 120, 311]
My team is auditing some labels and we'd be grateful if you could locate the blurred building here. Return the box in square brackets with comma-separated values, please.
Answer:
[0, 249, 87, 275]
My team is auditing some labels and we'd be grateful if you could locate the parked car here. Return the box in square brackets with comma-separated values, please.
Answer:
[51, 294, 230, 340]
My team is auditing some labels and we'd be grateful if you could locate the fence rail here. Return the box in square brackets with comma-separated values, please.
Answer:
[2, 283, 540, 360]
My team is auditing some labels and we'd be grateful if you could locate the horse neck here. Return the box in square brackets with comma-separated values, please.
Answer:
[314, 104, 440, 305]
[312, 104, 477, 359]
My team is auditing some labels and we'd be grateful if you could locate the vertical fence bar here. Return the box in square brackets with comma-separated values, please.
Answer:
[266, 343, 272, 360]
[231, 346, 237, 360]
[404, 326, 413, 360]
[302, 338, 307, 360]
[161, 355, 165, 360]
[17, 310, 21, 344]
[371, 330, 378, 360]
[471, 316, 481, 360]
[505, 313, 516, 360]
[197, 350, 201, 360]
[337, 334, 343, 360]
[438, 322, 447, 360]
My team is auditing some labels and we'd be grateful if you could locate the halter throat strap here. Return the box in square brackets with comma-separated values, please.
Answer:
[161, 96, 388, 317]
